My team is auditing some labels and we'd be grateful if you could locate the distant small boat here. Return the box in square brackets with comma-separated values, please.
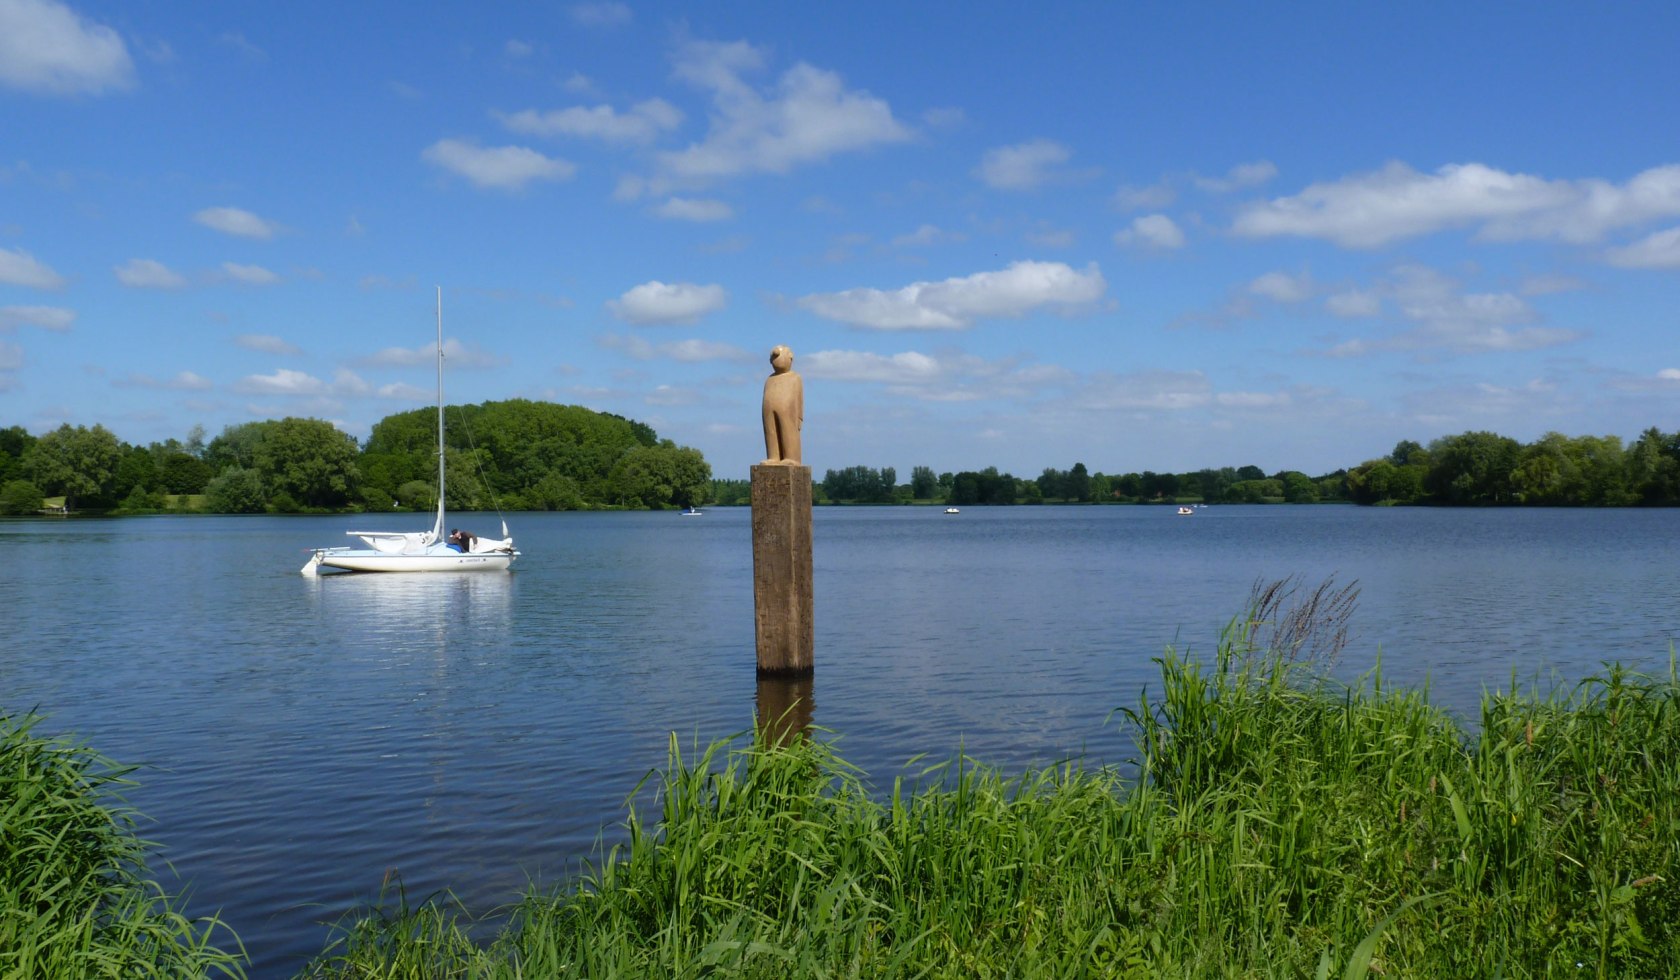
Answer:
[945, 507, 960, 514]
[1176, 506, 1194, 516]
[681, 506, 703, 516]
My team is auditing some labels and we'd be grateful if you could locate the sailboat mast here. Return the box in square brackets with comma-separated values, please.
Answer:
[433, 286, 446, 541]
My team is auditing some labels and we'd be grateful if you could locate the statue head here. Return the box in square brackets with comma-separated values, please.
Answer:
[769, 345, 793, 373]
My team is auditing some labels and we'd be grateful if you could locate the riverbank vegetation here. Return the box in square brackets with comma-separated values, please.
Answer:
[0, 399, 710, 516]
[0, 713, 244, 978]
[302, 605, 1680, 977]
[810, 426, 1680, 507]
[7, 419, 1680, 515]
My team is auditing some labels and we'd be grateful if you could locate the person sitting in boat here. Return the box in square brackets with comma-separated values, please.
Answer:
[447, 528, 477, 552]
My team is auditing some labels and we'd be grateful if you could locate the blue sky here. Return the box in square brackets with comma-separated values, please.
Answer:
[4, 1, 1679, 480]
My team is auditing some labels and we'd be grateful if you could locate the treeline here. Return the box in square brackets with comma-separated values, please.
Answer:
[0, 399, 711, 515]
[807, 427, 1680, 507]
[809, 461, 1342, 506]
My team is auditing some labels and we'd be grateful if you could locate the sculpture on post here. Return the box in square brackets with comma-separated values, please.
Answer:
[760, 344, 803, 465]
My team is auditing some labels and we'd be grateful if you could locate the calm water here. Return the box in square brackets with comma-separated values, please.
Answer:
[3, 505, 1678, 976]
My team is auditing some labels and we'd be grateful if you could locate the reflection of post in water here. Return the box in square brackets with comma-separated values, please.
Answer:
[755, 674, 814, 746]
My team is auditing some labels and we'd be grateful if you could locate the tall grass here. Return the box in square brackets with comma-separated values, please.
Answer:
[1, 712, 245, 978]
[301, 581, 1680, 977]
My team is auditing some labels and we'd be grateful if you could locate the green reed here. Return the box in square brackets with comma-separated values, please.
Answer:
[301, 632, 1680, 978]
[1, 712, 245, 978]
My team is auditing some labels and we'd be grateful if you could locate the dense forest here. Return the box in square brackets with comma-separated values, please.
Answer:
[7, 420, 1680, 516]
[0, 399, 711, 515]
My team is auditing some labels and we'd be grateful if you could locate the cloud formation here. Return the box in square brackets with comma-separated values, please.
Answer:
[1234, 161, 1680, 248]
[236, 333, 299, 354]
[608, 281, 728, 324]
[221, 262, 279, 285]
[975, 139, 1073, 190]
[797, 261, 1107, 330]
[0, 304, 74, 331]
[651, 40, 912, 184]
[115, 258, 187, 288]
[0, 246, 66, 289]
[0, 0, 134, 95]
[1114, 214, 1186, 250]
[498, 99, 682, 144]
[653, 197, 734, 222]
[422, 139, 576, 190]
[194, 206, 279, 239]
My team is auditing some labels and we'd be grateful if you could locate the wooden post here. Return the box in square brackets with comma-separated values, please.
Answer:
[756, 674, 814, 745]
[751, 464, 813, 676]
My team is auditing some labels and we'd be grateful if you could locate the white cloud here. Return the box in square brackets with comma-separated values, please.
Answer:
[504, 39, 533, 59]
[600, 334, 754, 363]
[1114, 214, 1186, 250]
[1113, 182, 1175, 211]
[1324, 290, 1380, 318]
[797, 260, 1107, 330]
[234, 367, 368, 397]
[114, 257, 186, 288]
[0, 340, 21, 372]
[652, 197, 734, 222]
[357, 338, 500, 368]
[0, 304, 73, 330]
[0, 246, 66, 288]
[422, 138, 576, 191]
[1248, 271, 1313, 303]
[1661, 368, 1680, 381]
[221, 262, 279, 285]
[193, 206, 279, 239]
[114, 370, 212, 390]
[1234, 161, 1680, 248]
[1216, 390, 1292, 409]
[569, 2, 631, 27]
[498, 99, 682, 144]
[1079, 370, 1213, 411]
[1606, 225, 1680, 269]
[653, 41, 912, 183]
[234, 368, 325, 395]
[1327, 265, 1581, 356]
[976, 139, 1074, 191]
[236, 333, 299, 354]
[608, 281, 728, 325]
[1193, 160, 1278, 193]
[803, 349, 942, 384]
[0, 0, 134, 95]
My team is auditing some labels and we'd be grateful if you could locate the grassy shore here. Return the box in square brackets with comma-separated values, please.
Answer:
[300, 634, 1680, 978]
[7, 602, 1678, 978]
[0, 714, 244, 978]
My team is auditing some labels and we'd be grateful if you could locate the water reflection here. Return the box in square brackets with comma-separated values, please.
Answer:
[755, 674, 814, 746]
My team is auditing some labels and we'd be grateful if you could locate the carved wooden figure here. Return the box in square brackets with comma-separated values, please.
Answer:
[760, 345, 803, 465]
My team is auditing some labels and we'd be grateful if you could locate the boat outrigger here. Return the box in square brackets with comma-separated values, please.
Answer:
[302, 289, 518, 575]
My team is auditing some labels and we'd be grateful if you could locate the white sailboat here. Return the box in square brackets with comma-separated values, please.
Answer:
[302, 289, 518, 575]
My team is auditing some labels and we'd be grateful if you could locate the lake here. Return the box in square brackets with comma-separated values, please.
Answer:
[3, 505, 1678, 976]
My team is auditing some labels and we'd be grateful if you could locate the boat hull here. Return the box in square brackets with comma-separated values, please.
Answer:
[303, 549, 516, 575]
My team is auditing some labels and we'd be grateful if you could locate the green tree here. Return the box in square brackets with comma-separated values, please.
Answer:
[1279, 471, 1320, 503]
[1067, 462, 1092, 503]
[252, 417, 361, 509]
[204, 466, 267, 513]
[910, 466, 938, 500]
[1426, 431, 1521, 504]
[24, 423, 124, 510]
[0, 479, 44, 515]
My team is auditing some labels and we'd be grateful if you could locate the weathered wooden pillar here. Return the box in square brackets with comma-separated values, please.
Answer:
[756, 674, 814, 745]
[751, 463, 813, 676]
